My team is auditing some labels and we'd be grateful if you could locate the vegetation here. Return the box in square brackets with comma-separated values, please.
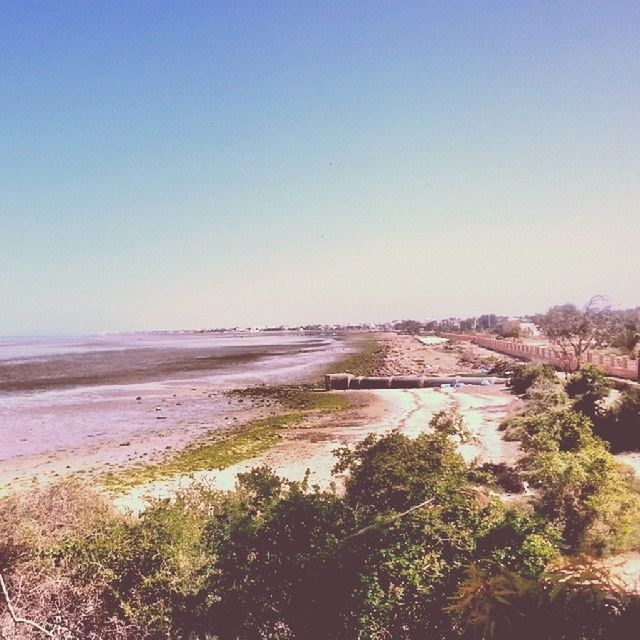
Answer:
[593, 387, 640, 453]
[469, 462, 526, 493]
[517, 406, 639, 553]
[613, 322, 640, 357]
[226, 384, 352, 411]
[328, 334, 388, 376]
[3, 403, 640, 639]
[538, 299, 640, 363]
[393, 319, 424, 334]
[565, 364, 612, 421]
[508, 363, 558, 395]
[2, 337, 639, 638]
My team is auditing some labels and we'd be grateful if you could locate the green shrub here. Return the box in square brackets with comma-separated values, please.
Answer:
[521, 432, 639, 552]
[61, 494, 212, 638]
[450, 560, 639, 640]
[508, 363, 558, 395]
[470, 462, 526, 493]
[565, 364, 612, 420]
[500, 383, 569, 441]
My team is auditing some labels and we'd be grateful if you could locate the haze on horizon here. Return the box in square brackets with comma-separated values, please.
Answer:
[1, 1, 638, 336]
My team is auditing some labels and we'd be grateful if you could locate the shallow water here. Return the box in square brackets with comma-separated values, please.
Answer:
[0, 332, 346, 470]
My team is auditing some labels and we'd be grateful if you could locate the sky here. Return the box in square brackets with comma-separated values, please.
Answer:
[1, 1, 639, 335]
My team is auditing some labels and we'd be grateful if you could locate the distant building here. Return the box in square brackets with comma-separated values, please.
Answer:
[504, 318, 541, 336]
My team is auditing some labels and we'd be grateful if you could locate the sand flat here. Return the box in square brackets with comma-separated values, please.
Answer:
[0, 332, 348, 493]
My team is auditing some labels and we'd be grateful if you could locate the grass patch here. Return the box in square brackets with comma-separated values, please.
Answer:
[102, 413, 300, 491]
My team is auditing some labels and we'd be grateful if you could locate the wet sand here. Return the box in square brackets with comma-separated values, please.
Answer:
[0, 332, 349, 493]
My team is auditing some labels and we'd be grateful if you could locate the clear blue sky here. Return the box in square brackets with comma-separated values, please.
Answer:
[2, 1, 639, 335]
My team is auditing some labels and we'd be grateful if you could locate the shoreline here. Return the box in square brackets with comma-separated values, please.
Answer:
[0, 332, 353, 495]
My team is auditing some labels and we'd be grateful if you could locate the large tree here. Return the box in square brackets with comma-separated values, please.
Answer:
[539, 296, 610, 366]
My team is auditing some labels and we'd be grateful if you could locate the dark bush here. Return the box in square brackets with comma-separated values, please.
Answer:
[471, 462, 526, 493]
[594, 387, 640, 452]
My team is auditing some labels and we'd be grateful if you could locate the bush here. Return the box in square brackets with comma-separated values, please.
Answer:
[0, 479, 115, 573]
[508, 363, 558, 395]
[500, 383, 569, 441]
[565, 364, 612, 420]
[2, 405, 638, 639]
[470, 462, 526, 493]
[450, 559, 640, 640]
[518, 410, 639, 553]
[594, 387, 640, 452]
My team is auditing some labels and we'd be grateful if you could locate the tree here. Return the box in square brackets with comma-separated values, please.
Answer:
[539, 297, 610, 367]
[393, 319, 423, 334]
[612, 314, 640, 356]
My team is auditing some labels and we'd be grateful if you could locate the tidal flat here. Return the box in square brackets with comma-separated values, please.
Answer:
[0, 332, 349, 493]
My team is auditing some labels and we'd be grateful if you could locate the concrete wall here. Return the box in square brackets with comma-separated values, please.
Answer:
[440, 333, 639, 381]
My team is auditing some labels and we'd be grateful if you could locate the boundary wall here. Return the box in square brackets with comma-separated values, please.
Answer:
[439, 333, 639, 381]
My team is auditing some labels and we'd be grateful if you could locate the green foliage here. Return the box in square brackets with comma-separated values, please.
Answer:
[61, 495, 211, 638]
[517, 409, 639, 553]
[565, 364, 612, 421]
[519, 407, 597, 454]
[475, 509, 559, 577]
[500, 381, 569, 441]
[613, 325, 639, 356]
[450, 559, 639, 640]
[4, 400, 640, 639]
[508, 363, 558, 395]
[469, 462, 526, 493]
[539, 301, 606, 365]
[334, 410, 470, 516]
[0, 479, 115, 573]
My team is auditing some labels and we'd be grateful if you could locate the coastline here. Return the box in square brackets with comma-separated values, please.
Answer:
[0, 332, 351, 495]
